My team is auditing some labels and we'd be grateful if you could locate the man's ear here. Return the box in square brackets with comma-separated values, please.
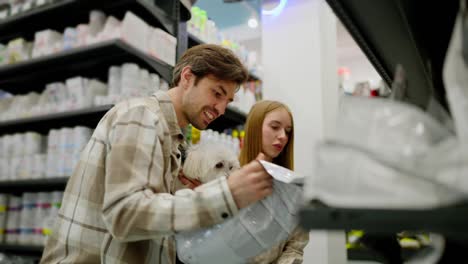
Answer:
[180, 66, 193, 90]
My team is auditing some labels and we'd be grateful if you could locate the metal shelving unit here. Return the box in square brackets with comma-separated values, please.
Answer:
[0, 105, 113, 135]
[0, 0, 175, 43]
[0, 244, 44, 257]
[0, 40, 173, 94]
[208, 106, 247, 131]
[0, 178, 69, 193]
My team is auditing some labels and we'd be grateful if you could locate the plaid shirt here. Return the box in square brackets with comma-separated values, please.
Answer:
[250, 227, 309, 264]
[41, 91, 238, 264]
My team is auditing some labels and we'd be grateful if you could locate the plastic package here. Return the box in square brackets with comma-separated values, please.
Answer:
[176, 161, 303, 264]
[443, 8, 468, 150]
[305, 94, 468, 209]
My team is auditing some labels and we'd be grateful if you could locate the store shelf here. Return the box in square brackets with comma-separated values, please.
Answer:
[347, 246, 424, 263]
[0, 40, 173, 95]
[0, 104, 247, 135]
[188, 33, 204, 48]
[187, 33, 261, 82]
[299, 200, 468, 239]
[0, 0, 175, 43]
[208, 107, 246, 131]
[0, 105, 113, 135]
[0, 178, 69, 193]
[0, 243, 44, 257]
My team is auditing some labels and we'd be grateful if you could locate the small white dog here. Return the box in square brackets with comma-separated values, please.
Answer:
[176, 142, 240, 192]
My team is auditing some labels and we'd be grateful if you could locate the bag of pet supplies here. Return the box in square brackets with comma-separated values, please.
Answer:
[175, 161, 304, 264]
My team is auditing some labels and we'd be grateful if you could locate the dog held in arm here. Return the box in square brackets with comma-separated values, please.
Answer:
[175, 142, 240, 194]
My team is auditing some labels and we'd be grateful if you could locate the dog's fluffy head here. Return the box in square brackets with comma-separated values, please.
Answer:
[183, 142, 240, 183]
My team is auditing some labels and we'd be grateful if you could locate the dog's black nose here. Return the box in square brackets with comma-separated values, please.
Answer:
[215, 162, 224, 168]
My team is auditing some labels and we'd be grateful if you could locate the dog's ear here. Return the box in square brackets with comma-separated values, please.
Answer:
[182, 145, 207, 180]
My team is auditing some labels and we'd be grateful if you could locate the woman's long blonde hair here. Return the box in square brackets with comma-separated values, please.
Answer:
[239, 100, 294, 170]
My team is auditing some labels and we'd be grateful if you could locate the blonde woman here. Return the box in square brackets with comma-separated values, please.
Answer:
[240, 100, 309, 264]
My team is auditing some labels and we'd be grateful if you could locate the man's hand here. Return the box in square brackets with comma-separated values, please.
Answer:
[227, 153, 273, 209]
[178, 170, 202, 189]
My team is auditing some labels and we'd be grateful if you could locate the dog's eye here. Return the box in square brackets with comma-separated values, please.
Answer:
[215, 162, 224, 169]
[229, 166, 233, 170]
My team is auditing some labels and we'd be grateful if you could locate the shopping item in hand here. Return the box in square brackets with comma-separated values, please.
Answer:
[175, 161, 303, 264]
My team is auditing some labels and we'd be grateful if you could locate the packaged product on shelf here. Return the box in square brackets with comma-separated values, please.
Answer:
[24, 132, 44, 155]
[98, 16, 122, 42]
[121, 63, 140, 96]
[121, 11, 150, 53]
[18, 155, 33, 179]
[9, 0, 22, 16]
[150, 73, 160, 91]
[9, 156, 21, 180]
[20, 0, 33, 12]
[0, 44, 7, 65]
[36, 0, 50, 7]
[12, 133, 24, 157]
[46, 151, 58, 178]
[139, 68, 151, 95]
[160, 79, 169, 91]
[76, 24, 89, 47]
[0, 158, 8, 181]
[32, 29, 63, 58]
[86, 10, 106, 45]
[42, 193, 63, 234]
[65, 76, 87, 109]
[44, 82, 67, 111]
[85, 79, 107, 107]
[1, 135, 12, 158]
[73, 126, 92, 152]
[19, 192, 37, 245]
[147, 27, 177, 66]
[34, 192, 50, 245]
[0, 194, 7, 243]
[5, 195, 21, 244]
[58, 128, 73, 177]
[32, 154, 46, 179]
[6, 38, 32, 64]
[108, 65, 122, 95]
[63, 27, 78, 51]
[0, 3, 9, 20]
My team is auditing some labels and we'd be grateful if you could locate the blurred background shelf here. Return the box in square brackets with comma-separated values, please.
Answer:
[0, 178, 69, 193]
[208, 107, 246, 132]
[0, 40, 173, 95]
[299, 201, 468, 239]
[0, 0, 175, 44]
[0, 105, 113, 135]
[0, 244, 44, 257]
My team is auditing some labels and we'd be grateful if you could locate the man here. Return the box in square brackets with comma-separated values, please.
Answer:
[41, 44, 273, 263]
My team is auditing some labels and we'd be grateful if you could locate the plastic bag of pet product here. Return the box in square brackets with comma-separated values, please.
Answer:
[306, 141, 466, 209]
[335, 96, 453, 172]
[175, 161, 303, 264]
[304, 94, 467, 209]
[443, 5, 468, 151]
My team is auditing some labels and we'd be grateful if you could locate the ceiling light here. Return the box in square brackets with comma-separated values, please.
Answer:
[248, 18, 258, 28]
[262, 0, 287, 16]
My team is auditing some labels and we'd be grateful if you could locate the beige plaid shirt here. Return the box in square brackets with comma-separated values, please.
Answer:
[40, 91, 239, 264]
